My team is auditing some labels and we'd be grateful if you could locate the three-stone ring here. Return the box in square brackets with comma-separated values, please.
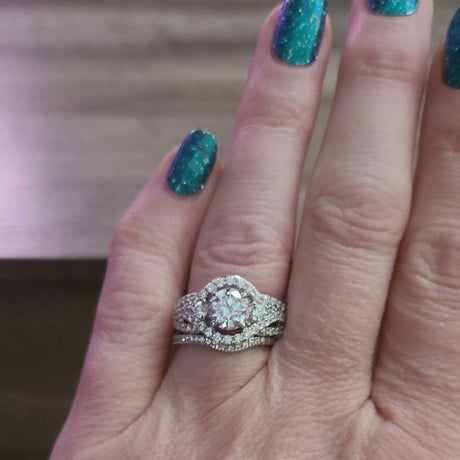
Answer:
[173, 275, 286, 353]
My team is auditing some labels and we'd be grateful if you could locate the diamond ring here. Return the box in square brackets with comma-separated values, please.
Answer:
[173, 275, 286, 353]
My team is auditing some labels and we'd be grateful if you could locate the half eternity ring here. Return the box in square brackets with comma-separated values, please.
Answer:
[173, 275, 286, 353]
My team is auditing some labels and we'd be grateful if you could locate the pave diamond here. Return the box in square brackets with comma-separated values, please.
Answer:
[189, 299, 204, 319]
[208, 288, 253, 331]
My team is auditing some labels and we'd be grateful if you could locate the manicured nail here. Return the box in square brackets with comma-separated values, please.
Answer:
[367, 0, 418, 16]
[273, 0, 327, 66]
[167, 129, 217, 195]
[444, 9, 460, 89]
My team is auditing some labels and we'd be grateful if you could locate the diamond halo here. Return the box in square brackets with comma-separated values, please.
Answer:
[173, 275, 286, 353]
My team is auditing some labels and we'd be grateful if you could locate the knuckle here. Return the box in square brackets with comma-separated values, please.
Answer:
[342, 39, 421, 86]
[102, 218, 179, 345]
[235, 78, 314, 136]
[194, 218, 291, 281]
[399, 226, 460, 306]
[96, 269, 169, 347]
[110, 219, 179, 298]
[112, 210, 176, 260]
[306, 178, 407, 252]
[112, 212, 151, 252]
[96, 268, 175, 349]
[98, 285, 156, 331]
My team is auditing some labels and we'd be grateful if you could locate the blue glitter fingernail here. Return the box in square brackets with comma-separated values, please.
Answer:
[273, 0, 327, 66]
[444, 9, 460, 89]
[167, 130, 217, 195]
[367, 0, 418, 16]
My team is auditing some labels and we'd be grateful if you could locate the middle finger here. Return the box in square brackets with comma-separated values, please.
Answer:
[280, 0, 433, 398]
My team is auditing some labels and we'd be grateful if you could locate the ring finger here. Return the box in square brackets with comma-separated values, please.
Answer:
[166, 2, 331, 398]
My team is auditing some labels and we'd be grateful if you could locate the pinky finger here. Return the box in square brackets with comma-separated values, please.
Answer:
[54, 130, 220, 450]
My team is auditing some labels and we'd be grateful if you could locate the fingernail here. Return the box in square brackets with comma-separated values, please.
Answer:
[167, 129, 217, 195]
[367, 0, 418, 16]
[273, 0, 327, 66]
[444, 9, 460, 89]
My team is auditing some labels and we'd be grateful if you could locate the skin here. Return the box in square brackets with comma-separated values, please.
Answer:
[51, 0, 460, 458]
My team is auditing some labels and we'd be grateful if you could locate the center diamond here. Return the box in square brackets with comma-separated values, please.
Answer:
[208, 288, 253, 331]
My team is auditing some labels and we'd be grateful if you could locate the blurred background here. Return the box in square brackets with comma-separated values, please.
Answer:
[0, 1, 457, 458]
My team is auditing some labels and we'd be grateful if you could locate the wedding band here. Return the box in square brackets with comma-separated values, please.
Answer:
[173, 275, 286, 353]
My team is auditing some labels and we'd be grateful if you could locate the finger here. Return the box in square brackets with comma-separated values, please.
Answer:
[61, 132, 220, 440]
[374, 16, 460, 452]
[166, 3, 332, 398]
[279, 0, 433, 397]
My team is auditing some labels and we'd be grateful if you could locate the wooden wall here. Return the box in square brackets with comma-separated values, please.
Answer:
[1, 0, 453, 258]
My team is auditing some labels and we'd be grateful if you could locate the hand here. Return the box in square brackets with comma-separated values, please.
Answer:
[51, 1, 460, 458]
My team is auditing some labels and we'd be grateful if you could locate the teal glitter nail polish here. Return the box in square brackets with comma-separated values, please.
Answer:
[273, 0, 327, 66]
[444, 9, 460, 89]
[367, 0, 418, 16]
[167, 130, 217, 195]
